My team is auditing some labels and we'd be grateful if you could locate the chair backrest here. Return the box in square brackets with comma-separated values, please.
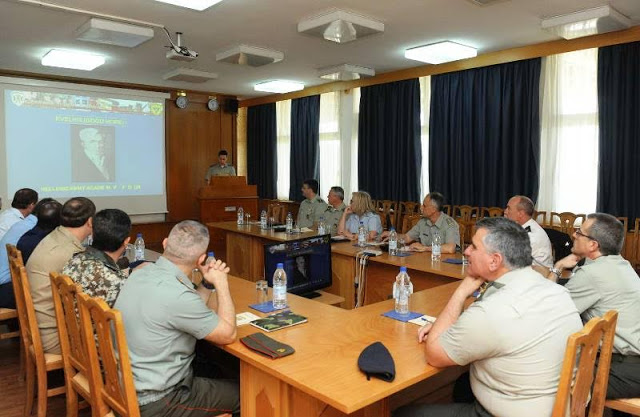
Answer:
[376, 200, 397, 230]
[552, 310, 618, 417]
[480, 207, 504, 218]
[78, 293, 140, 417]
[50, 273, 91, 381]
[441, 204, 451, 216]
[551, 212, 586, 238]
[268, 203, 286, 224]
[398, 201, 420, 232]
[534, 210, 548, 226]
[8, 249, 47, 372]
[401, 214, 422, 234]
[453, 205, 478, 222]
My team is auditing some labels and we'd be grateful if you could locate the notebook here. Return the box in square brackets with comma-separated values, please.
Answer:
[249, 310, 308, 332]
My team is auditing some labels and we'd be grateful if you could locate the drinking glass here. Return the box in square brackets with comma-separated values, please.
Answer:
[256, 280, 269, 304]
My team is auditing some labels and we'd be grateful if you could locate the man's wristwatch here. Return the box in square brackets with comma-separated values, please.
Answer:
[550, 266, 563, 278]
[200, 280, 215, 290]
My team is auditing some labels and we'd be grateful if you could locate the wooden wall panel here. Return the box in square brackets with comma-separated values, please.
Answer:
[166, 91, 237, 221]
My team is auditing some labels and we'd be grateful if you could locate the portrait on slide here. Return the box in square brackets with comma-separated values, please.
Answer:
[71, 125, 116, 182]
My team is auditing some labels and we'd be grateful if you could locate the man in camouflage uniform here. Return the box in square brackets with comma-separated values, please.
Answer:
[205, 149, 237, 183]
[383, 192, 460, 253]
[323, 186, 347, 234]
[296, 179, 328, 229]
[62, 208, 131, 307]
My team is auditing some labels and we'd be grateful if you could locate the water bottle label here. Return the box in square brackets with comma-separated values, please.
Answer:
[318, 225, 325, 235]
[389, 240, 397, 250]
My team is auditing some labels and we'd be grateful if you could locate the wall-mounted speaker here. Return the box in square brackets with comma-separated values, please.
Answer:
[224, 98, 239, 114]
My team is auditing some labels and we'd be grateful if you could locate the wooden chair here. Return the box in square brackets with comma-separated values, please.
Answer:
[441, 204, 451, 216]
[77, 292, 140, 417]
[617, 216, 629, 233]
[267, 203, 286, 224]
[397, 201, 420, 233]
[50, 272, 94, 417]
[8, 247, 65, 417]
[452, 206, 478, 244]
[480, 207, 503, 218]
[533, 210, 548, 226]
[551, 310, 618, 417]
[401, 214, 422, 234]
[376, 200, 397, 230]
[6, 245, 25, 381]
[605, 398, 640, 416]
[550, 212, 586, 238]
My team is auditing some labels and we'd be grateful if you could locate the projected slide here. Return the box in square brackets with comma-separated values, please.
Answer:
[4, 89, 165, 198]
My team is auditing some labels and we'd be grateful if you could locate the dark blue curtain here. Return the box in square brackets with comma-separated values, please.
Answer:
[358, 79, 421, 202]
[289, 95, 320, 202]
[247, 103, 277, 199]
[597, 41, 640, 221]
[429, 58, 541, 208]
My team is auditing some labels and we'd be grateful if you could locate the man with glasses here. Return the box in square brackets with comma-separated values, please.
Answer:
[548, 213, 640, 405]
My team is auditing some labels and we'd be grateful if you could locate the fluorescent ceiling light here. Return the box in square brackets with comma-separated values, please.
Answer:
[153, 0, 223, 11]
[318, 64, 375, 81]
[298, 9, 384, 44]
[541, 5, 631, 40]
[75, 18, 154, 48]
[405, 41, 477, 64]
[216, 45, 284, 67]
[41, 49, 105, 71]
[254, 80, 304, 94]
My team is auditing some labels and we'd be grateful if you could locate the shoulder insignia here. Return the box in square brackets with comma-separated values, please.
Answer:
[446, 218, 455, 226]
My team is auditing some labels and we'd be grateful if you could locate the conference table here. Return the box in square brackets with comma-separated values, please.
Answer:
[215, 276, 467, 417]
[209, 221, 468, 309]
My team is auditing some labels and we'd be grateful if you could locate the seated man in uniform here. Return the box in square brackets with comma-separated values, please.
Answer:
[548, 213, 640, 406]
[296, 179, 328, 229]
[381, 192, 459, 253]
[395, 217, 582, 417]
[504, 195, 553, 269]
[323, 186, 347, 234]
[115, 220, 240, 417]
[0, 188, 38, 240]
[205, 149, 237, 183]
[62, 209, 131, 308]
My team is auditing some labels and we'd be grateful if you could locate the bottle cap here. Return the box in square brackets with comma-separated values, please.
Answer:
[360, 221, 364, 224]
[400, 266, 407, 272]
[207, 251, 214, 258]
[277, 262, 284, 269]
[137, 233, 142, 237]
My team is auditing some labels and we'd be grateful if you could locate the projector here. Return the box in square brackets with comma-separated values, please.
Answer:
[166, 48, 198, 62]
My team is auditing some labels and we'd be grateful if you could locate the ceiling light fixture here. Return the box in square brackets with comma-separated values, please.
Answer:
[404, 41, 477, 64]
[41, 49, 106, 71]
[254, 80, 305, 94]
[163, 68, 218, 83]
[541, 5, 631, 40]
[216, 45, 284, 67]
[153, 0, 224, 11]
[318, 64, 375, 81]
[75, 18, 154, 47]
[298, 9, 384, 44]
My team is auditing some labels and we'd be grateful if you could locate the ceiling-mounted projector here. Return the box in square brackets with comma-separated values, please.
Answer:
[165, 30, 198, 61]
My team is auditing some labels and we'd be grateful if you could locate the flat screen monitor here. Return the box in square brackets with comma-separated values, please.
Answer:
[264, 235, 332, 298]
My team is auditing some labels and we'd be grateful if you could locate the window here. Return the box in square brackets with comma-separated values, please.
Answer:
[276, 100, 291, 200]
[318, 92, 341, 200]
[538, 49, 598, 215]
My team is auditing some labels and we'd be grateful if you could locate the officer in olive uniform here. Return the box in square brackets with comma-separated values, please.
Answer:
[205, 149, 237, 183]
[296, 179, 328, 229]
[382, 192, 460, 253]
[323, 186, 347, 234]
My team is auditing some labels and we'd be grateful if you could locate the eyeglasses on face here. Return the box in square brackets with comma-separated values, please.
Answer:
[575, 228, 598, 242]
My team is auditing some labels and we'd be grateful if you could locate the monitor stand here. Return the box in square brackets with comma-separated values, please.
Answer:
[300, 291, 322, 299]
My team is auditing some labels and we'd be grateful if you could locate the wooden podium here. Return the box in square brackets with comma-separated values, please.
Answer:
[198, 176, 258, 257]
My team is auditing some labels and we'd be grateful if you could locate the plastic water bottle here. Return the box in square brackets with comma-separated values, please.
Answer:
[431, 230, 442, 261]
[237, 206, 244, 225]
[272, 263, 287, 309]
[393, 266, 413, 315]
[357, 221, 367, 247]
[260, 210, 267, 229]
[206, 251, 215, 265]
[388, 227, 398, 256]
[286, 212, 293, 234]
[317, 216, 326, 235]
[134, 233, 145, 261]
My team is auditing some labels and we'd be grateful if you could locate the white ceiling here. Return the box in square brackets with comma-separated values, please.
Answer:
[1, 0, 639, 100]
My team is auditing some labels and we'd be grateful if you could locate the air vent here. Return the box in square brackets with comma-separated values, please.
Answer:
[466, 0, 509, 6]
[163, 68, 218, 83]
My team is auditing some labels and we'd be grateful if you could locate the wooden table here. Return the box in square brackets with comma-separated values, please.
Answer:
[330, 243, 467, 308]
[210, 221, 318, 281]
[209, 222, 467, 309]
[216, 277, 466, 417]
